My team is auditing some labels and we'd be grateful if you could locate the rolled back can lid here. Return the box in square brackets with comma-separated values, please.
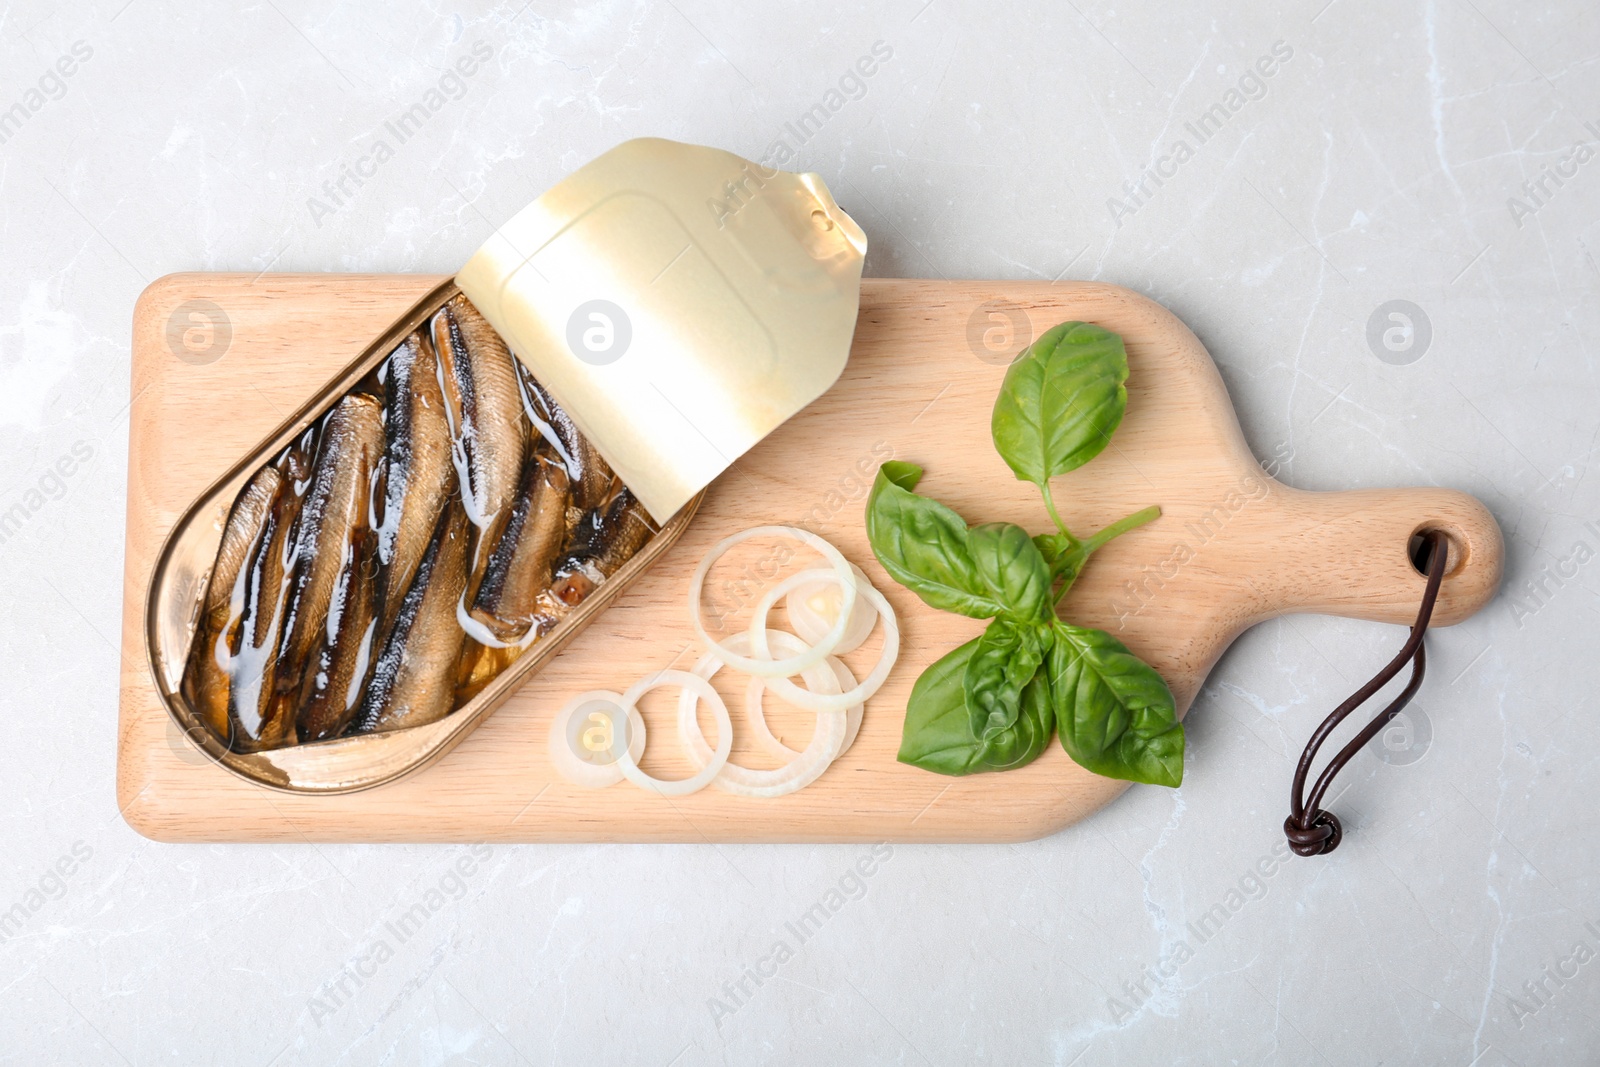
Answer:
[456, 138, 867, 523]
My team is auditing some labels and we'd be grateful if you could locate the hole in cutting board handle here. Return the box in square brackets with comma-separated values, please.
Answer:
[1408, 524, 1466, 579]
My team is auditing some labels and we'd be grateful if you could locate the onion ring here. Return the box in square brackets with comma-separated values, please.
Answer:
[677, 630, 860, 794]
[613, 670, 732, 797]
[547, 528, 896, 800]
[785, 564, 878, 655]
[747, 573, 899, 714]
[688, 526, 857, 678]
[742, 643, 863, 761]
[737, 630, 848, 759]
[547, 691, 646, 789]
[679, 631, 848, 797]
[829, 655, 864, 755]
[743, 655, 863, 768]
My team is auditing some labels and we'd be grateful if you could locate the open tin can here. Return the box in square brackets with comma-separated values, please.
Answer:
[145, 139, 867, 794]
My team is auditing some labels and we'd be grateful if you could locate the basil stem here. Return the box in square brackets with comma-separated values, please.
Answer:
[1039, 482, 1079, 545]
[1050, 504, 1163, 608]
[1080, 505, 1161, 555]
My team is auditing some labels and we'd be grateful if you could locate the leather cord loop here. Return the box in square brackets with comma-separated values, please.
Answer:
[1285, 529, 1447, 857]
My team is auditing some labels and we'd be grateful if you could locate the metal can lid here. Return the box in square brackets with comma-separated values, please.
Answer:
[456, 138, 867, 522]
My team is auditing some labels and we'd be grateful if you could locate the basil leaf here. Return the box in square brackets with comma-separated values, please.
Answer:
[986, 668, 1054, 771]
[898, 638, 1055, 776]
[897, 639, 983, 774]
[1047, 622, 1184, 787]
[967, 522, 1053, 623]
[962, 618, 1048, 739]
[865, 462, 1005, 619]
[991, 321, 1129, 486]
[877, 459, 922, 493]
[1032, 531, 1083, 587]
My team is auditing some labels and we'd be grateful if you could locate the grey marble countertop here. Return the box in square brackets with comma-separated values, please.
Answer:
[3, 1, 1597, 1064]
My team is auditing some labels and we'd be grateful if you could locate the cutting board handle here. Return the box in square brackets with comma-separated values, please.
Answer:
[1258, 484, 1503, 627]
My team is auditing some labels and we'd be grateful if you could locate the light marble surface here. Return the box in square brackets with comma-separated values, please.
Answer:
[2, 0, 1597, 1063]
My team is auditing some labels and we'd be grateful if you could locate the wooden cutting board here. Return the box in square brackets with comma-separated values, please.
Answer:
[117, 274, 1502, 842]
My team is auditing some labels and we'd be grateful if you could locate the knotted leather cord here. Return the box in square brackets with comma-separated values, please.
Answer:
[1283, 529, 1447, 857]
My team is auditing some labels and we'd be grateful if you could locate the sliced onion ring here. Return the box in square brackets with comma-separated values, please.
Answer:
[747, 570, 899, 714]
[547, 691, 646, 789]
[830, 656, 864, 755]
[742, 642, 863, 761]
[689, 526, 857, 678]
[680, 632, 846, 798]
[613, 670, 732, 798]
[785, 564, 878, 655]
[743, 655, 863, 771]
[678, 631, 858, 797]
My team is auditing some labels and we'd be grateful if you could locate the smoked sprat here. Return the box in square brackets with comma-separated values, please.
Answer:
[180, 297, 657, 754]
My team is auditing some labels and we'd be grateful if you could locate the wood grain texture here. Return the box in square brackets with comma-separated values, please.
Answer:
[118, 274, 1503, 843]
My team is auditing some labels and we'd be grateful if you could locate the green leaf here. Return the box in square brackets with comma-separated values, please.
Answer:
[962, 618, 1048, 739]
[1033, 531, 1084, 587]
[865, 463, 1006, 619]
[991, 321, 1129, 487]
[878, 459, 923, 492]
[967, 522, 1054, 623]
[1047, 622, 1184, 787]
[898, 638, 1055, 776]
[988, 668, 1054, 771]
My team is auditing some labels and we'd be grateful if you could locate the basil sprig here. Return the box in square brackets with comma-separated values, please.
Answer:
[866, 321, 1183, 788]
